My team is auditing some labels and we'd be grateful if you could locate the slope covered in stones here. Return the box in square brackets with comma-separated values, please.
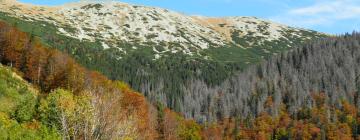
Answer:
[0, 0, 325, 59]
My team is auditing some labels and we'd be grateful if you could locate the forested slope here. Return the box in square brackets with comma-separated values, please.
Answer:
[181, 33, 360, 122]
[2, 10, 360, 140]
[0, 1, 327, 117]
[0, 21, 204, 140]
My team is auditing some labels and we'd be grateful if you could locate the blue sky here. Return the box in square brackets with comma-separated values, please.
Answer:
[19, 0, 360, 34]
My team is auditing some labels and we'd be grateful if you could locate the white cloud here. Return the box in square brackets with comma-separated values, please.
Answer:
[270, 0, 360, 29]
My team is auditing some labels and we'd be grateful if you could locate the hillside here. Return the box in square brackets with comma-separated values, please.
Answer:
[0, 22, 210, 140]
[0, 0, 328, 122]
[2, 0, 360, 139]
[1, 19, 360, 139]
[181, 33, 360, 122]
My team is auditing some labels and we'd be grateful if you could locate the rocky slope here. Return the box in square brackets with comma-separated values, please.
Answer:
[0, 0, 325, 59]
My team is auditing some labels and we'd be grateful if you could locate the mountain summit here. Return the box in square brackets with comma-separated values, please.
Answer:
[0, 0, 325, 59]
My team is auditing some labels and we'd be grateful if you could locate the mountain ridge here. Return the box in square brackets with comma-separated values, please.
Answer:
[0, 0, 326, 59]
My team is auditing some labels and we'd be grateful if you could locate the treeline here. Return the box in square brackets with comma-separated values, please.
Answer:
[0, 21, 204, 140]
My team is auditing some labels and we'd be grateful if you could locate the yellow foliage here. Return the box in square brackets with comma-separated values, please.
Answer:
[0, 112, 12, 127]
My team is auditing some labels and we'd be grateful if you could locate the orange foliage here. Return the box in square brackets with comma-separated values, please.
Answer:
[278, 111, 291, 128]
[264, 96, 274, 108]
[327, 123, 353, 140]
[25, 42, 48, 85]
[0, 21, 158, 139]
[23, 121, 41, 130]
[311, 92, 326, 107]
[291, 121, 320, 140]
[119, 84, 158, 139]
[0, 23, 28, 68]
[201, 124, 222, 140]
[163, 108, 181, 140]
[201, 118, 238, 140]
[342, 100, 357, 117]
